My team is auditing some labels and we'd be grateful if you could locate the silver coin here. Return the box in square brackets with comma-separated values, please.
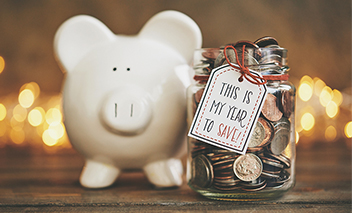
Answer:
[273, 117, 291, 130]
[261, 170, 280, 179]
[233, 153, 263, 182]
[191, 154, 214, 188]
[261, 156, 284, 169]
[270, 128, 290, 155]
[248, 121, 265, 148]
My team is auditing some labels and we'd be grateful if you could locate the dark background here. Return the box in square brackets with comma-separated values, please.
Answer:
[0, 0, 350, 95]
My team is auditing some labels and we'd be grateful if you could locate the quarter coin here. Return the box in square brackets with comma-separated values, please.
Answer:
[233, 153, 263, 182]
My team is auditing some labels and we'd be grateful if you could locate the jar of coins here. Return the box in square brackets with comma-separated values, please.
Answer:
[186, 37, 295, 201]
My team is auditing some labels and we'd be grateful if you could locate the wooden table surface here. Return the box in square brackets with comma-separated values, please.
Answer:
[0, 140, 350, 212]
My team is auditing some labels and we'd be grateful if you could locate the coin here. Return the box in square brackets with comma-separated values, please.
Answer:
[233, 40, 259, 49]
[270, 128, 290, 155]
[261, 156, 284, 169]
[261, 170, 280, 179]
[194, 88, 204, 104]
[254, 36, 279, 48]
[191, 154, 214, 188]
[258, 117, 274, 147]
[202, 48, 221, 60]
[262, 93, 283, 122]
[273, 117, 291, 130]
[281, 90, 293, 118]
[233, 153, 263, 182]
[262, 152, 291, 168]
[248, 121, 265, 148]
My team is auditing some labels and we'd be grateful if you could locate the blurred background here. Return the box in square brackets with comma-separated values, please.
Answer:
[0, 0, 350, 152]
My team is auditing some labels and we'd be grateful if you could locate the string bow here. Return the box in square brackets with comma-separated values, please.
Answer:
[223, 45, 267, 85]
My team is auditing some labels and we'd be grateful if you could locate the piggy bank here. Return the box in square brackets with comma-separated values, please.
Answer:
[54, 11, 202, 188]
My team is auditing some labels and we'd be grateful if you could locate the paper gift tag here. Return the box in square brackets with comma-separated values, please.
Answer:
[188, 63, 267, 155]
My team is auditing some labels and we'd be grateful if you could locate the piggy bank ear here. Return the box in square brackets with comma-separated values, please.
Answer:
[139, 11, 202, 63]
[54, 15, 115, 72]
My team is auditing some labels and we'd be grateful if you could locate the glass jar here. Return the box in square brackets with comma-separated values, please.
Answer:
[186, 46, 295, 201]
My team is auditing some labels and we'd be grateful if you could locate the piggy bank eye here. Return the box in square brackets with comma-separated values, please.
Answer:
[127, 68, 130, 71]
[113, 67, 117, 71]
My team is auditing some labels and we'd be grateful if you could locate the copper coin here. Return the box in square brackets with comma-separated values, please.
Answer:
[262, 93, 283, 122]
[194, 88, 204, 104]
[233, 153, 263, 182]
[258, 117, 274, 147]
[202, 48, 221, 60]
[248, 121, 265, 148]
[254, 36, 279, 48]
[281, 90, 293, 118]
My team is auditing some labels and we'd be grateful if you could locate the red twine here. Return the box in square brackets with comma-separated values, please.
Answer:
[223, 45, 266, 85]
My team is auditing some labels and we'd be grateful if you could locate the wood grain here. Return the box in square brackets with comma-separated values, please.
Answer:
[0, 140, 350, 212]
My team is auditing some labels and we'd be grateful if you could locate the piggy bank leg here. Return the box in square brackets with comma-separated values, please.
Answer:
[143, 158, 183, 188]
[80, 160, 120, 188]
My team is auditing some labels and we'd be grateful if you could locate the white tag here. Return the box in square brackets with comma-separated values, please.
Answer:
[188, 64, 267, 155]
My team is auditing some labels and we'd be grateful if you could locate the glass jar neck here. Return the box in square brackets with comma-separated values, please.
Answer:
[192, 47, 289, 84]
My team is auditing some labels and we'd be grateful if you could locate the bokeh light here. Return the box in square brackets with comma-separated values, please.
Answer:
[331, 89, 343, 106]
[301, 112, 315, 131]
[20, 82, 40, 99]
[45, 108, 62, 125]
[0, 122, 6, 137]
[313, 77, 326, 96]
[12, 104, 27, 122]
[319, 86, 332, 107]
[0, 56, 4, 74]
[300, 75, 314, 85]
[345, 122, 352, 138]
[0, 104, 6, 121]
[28, 107, 45, 127]
[42, 129, 58, 147]
[18, 89, 35, 108]
[325, 101, 339, 118]
[48, 122, 65, 140]
[10, 127, 25, 144]
[325, 125, 337, 141]
[298, 82, 313, 101]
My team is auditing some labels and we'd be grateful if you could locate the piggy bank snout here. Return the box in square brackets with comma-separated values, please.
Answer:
[100, 89, 152, 135]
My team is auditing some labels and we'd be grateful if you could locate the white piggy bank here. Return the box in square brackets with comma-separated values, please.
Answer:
[54, 11, 202, 188]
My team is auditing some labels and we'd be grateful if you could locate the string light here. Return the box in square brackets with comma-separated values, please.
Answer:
[325, 101, 339, 118]
[345, 122, 352, 138]
[0, 56, 4, 74]
[325, 125, 337, 141]
[301, 112, 315, 131]
[319, 86, 332, 107]
[0, 104, 6, 121]
[18, 89, 35, 108]
[28, 107, 45, 127]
